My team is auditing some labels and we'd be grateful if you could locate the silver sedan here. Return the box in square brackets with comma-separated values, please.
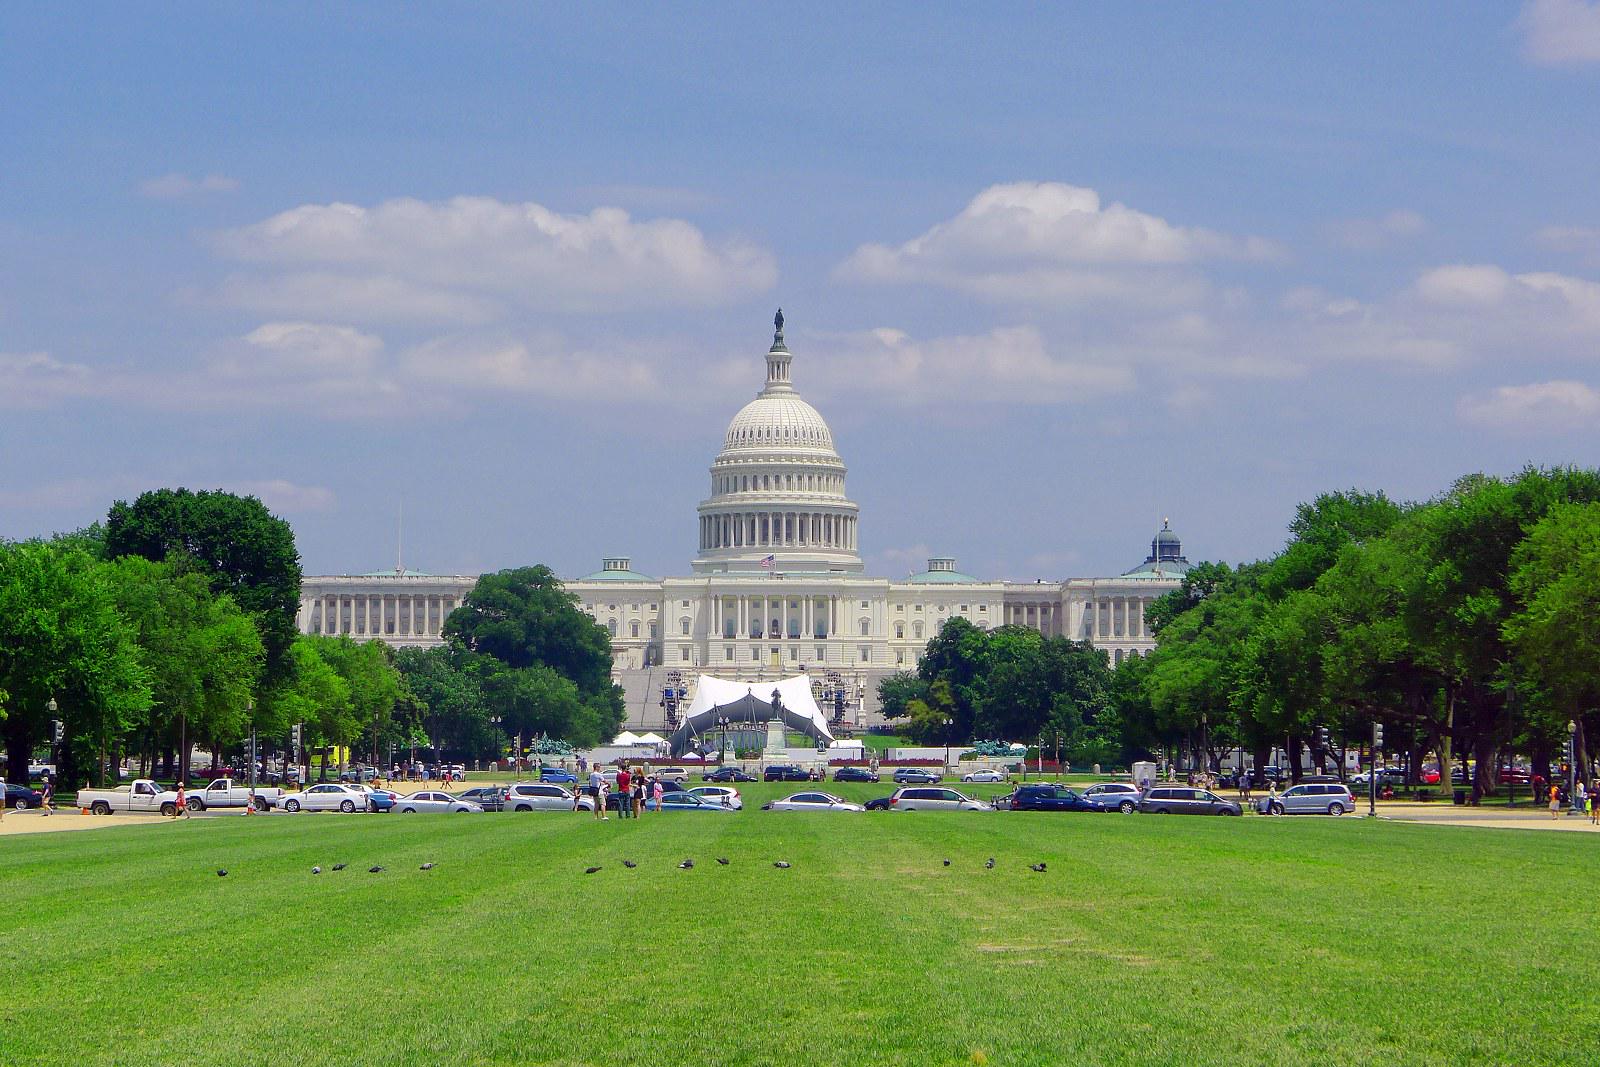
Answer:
[762, 791, 865, 813]
[394, 790, 484, 813]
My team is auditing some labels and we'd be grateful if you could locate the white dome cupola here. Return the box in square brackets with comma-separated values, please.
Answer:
[692, 311, 863, 574]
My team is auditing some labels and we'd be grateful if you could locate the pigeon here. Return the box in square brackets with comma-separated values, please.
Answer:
[312, 866, 322, 875]
[369, 866, 385, 873]
[584, 866, 602, 875]
[985, 858, 995, 870]
[1029, 862, 1047, 873]
[622, 859, 638, 869]
[216, 869, 227, 877]
[332, 863, 346, 871]
[678, 859, 695, 869]
[943, 859, 951, 867]
[420, 863, 435, 871]
[716, 857, 729, 866]
[773, 861, 791, 869]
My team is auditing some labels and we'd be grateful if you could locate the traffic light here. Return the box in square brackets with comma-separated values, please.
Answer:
[51, 719, 63, 744]
[1372, 723, 1384, 751]
[1315, 726, 1330, 750]
[291, 723, 303, 749]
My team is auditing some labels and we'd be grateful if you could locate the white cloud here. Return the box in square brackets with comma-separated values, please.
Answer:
[231, 479, 337, 514]
[399, 333, 663, 400]
[808, 325, 1135, 405]
[213, 195, 775, 322]
[0, 351, 99, 407]
[139, 172, 240, 199]
[1413, 264, 1600, 336]
[835, 181, 1277, 307]
[1325, 210, 1426, 251]
[1458, 379, 1600, 429]
[1518, 0, 1600, 66]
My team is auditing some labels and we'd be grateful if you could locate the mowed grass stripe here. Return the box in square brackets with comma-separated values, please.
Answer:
[3, 807, 1598, 1066]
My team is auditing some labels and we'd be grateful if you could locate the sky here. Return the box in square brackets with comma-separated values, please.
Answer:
[4, 3, 1600, 582]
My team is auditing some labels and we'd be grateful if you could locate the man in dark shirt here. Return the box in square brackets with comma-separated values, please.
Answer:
[615, 768, 632, 818]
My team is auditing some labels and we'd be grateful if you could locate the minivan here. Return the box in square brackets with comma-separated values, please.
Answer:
[889, 787, 992, 812]
[1258, 783, 1356, 816]
[1137, 787, 1242, 816]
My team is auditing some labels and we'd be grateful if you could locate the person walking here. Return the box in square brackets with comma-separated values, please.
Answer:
[174, 781, 190, 819]
[40, 778, 53, 816]
[652, 776, 664, 813]
[0, 773, 7, 824]
[615, 767, 632, 819]
[1549, 782, 1562, 820]
[590, 767, 607, 820]
[632, 773, 645, 818]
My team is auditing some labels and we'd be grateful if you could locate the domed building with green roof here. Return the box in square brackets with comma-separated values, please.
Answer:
[296, 313, 1192, 726]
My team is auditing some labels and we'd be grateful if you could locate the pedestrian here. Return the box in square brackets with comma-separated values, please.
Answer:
[1266, 781, 1280, 815]
[1549, 782, 1562, 820]
[590, 767, 607, 820]
[175, 781, 189, 819]
[652, 776, 664, 813]
[0, 773, 7, 824]
[632, 773, 645, 818]
[1240, 770, 1253, 803]
[41, 778, 53, 816]
[616, 767, 632, 819]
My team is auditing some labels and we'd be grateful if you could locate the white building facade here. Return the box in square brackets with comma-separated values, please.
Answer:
[297, 313, 1192, 728]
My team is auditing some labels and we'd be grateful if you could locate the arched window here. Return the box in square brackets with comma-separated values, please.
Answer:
[1114, 649, 1125, 665]
[630, 621, 639, 638]
[649, 621, 657, 638]
[680, 617, 691, 636]
[607, 619, 617, 636]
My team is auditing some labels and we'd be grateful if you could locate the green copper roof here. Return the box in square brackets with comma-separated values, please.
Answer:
[573, 567, 657, 582]
[904, 568, 983, 584]
[1119, 559, 1192, 579]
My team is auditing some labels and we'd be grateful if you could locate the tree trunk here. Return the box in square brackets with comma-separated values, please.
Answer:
[1435, 688, 1455, 798]
[1287, 736, 1305, 784]
[1471, 732, 1496, 802]
[3, 717, 31, 784]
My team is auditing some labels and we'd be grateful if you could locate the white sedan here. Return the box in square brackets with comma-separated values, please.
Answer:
[962, 769, 1007, 783]
[687, 785, 743, 810]
[394, 790, 483, 813]
[280, 783, 370, 813]
[761, 791, 864, 813]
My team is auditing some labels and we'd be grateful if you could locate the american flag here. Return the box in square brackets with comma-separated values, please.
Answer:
[759, 554, 776, 570]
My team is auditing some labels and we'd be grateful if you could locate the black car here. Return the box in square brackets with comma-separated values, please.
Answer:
[864, 795, 895, 811]
[4, 783, 46, 809]
[702, 767, 757, 783]
[833, 767, 880, 783]
[763, 765, 812, 782]
[1007, 784, 1097, 812]
[892, 768, 942, 784]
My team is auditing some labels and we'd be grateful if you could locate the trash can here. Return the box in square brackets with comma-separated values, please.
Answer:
[1453, 788, 1467, 805]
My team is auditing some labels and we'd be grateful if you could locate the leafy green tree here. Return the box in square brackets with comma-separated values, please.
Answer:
[314, 636, 402, 768]
[267, 637, 353, 780]
[875, 672, 929, 725]
[105, 488, 302, 687]
[444, 566, 614, 696]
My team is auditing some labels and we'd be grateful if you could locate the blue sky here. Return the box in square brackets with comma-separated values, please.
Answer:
[5, 3, 1600, 581]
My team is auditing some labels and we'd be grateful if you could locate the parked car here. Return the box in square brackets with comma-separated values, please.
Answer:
[457, 786, 505, 811]
[1138, 787, 1241, 816]
[833, 767, 879, 783]
[280, 783, 371, 813]
[1258, 783, 1356, 816]
[892, 768, 942, 784]
[538, 766, 578, 784]
[337, 767, 378, 783]
[1006, 784, 1097, 812]
[1297, 774, 1344, 785]
[687, 785, 743, 809]
[4, 782, 46, 810]
[864, 795, 895, 811]
[1349, 768, 1407, 788]
[656, 767, 692, 781]
[702, 766, 757, 783]
[504, 782, 589, 812]
[394, 791, 483, 813]
[764, 765, 813, 782]
[656, 791, 737, 813]
[961, 769, 1007, 783]
[1082, 783, 1143, 813]
[763, 791, 865, 812]
[889, 787, 993, 812]
[184, 778, 282, 812]
[353, 785, 396, 812]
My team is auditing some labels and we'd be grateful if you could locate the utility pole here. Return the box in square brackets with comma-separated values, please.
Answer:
[1370, 722, 1383, 817]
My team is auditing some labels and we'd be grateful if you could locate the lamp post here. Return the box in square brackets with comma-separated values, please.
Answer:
[489, 716, 504, 774]
[246, 698, 256, 794]
[46, 697, 58, 785]
[943, 717, 953, 774]
[1568, 719, 1578, 814]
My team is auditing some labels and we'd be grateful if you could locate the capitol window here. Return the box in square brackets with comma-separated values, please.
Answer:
[607, 619, 617, 636]
[896, 650, 905, 665]
[859, 646, 870, 663]
[859, 619, 870, 636]
[681, 649, 690, 662]
[725, 647, 734, 661]
[630, 621, 639, 638]
[680, 618, 690, 636]
[895, 623, 904, 639]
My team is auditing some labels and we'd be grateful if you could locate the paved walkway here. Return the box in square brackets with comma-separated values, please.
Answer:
[0, 809, 173, 837]
[1376, 801, 1599, 832]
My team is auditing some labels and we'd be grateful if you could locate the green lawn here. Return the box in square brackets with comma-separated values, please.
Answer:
[2, 784, 1593, 1066]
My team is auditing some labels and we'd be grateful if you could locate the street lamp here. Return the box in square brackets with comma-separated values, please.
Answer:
[943, 717, 954, 774]
[1568, 719, 1578, 814]
[46, 697, 58, 782]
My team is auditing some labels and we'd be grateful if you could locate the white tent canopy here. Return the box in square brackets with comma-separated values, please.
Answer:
[665, 674, 836, 755]
[610, 730, 643, 746]
[635, 732, 665, 744]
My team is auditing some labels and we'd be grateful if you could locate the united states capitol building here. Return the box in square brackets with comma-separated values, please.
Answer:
[296, 313, 1192, 728]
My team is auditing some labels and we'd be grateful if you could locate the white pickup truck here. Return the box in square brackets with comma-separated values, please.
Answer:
[186, 778, 282, 812]
[77, 779, 181, 816]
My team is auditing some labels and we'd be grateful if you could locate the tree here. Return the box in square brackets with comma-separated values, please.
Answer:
[105, 488, 302, 687]
[314, 636, 402, 769]
[269, 638, 352, 781]
[444, 566, 614, 697]
[875, 672, 929, 725]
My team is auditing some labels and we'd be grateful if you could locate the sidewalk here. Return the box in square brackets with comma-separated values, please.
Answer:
[1377, 801, 1599, 832]
[0, 809, 172, 837]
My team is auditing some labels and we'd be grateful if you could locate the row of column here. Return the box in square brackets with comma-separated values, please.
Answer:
[1008, 601, 1061, 637]
[313, 595, 456, 638]
[1089, 597, 1150, 640]
[710, 594, 838, 639]
[700, 511, 856, 552]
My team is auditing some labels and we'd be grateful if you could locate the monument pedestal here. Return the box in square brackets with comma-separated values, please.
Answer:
[764, 718, 787, 757]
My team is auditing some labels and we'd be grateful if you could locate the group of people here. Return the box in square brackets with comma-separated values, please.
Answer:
[584, 766, 668, 820]
[1547, 780, 1600, 822]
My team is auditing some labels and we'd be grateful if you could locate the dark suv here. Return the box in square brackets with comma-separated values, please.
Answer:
[1007, 784, 1096, 812]
[833, 767, 880, 783]
[763, 765, 812, 782]
[892, 768, 942, 784]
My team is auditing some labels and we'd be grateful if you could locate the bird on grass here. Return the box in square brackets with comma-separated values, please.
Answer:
[984, 858, 995, 870]
[584, 866, 602, 875]
[678, 859, 694, 869]
[420, 863, 435, 871]
[622, 860, 638, 869]
[716, 857, 729, 866]
[773, 861, 791, 869]
[369, 866, 385, 873]
[216, 869, 227, 878]
[1029, 863, 1047, 873]
[942, 859, 951, 867]
[331, 863, 346, 871]
[312, 866, 322, 875]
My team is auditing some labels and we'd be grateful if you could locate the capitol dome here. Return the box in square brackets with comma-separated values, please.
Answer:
[692, 311, 863, 574]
